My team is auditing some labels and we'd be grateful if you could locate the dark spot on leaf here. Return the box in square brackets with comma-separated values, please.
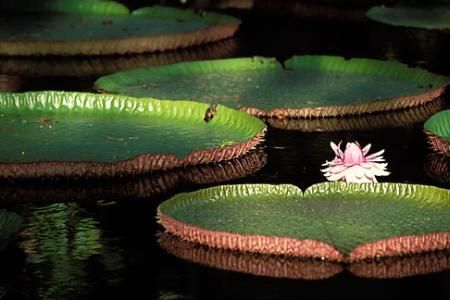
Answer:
[204, 104, 217, 122]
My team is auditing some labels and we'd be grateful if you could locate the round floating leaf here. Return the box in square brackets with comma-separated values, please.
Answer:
[424, 110, 450, 156]
[158, 182, 450, 262]
[367, 6, 450, 31]
[95, 55, 448, 118]
[0, 0, 130, 15]
[0, 91, 265, 179]
[0, 5, 240, 56]
[132, 5, 240, 25]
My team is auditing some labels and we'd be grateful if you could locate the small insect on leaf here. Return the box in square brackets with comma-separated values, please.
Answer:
[204, 104, 218, 122]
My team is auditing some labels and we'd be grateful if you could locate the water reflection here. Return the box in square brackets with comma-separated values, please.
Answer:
[424, 153, 450, 186]
[0, 209, 22, 250]
[159, 232, 450, 280]
[0, 150, 266, 205]
[0, 38, 238, 79]
[0, 74, 23, 92]
[370, 21, 450, 75]
[266, 100, 445, 132]
[17, 202, 124, 299]
[0, 2, 448, 298]
[253, 0, 368, 22]
[159, 232, 341, 280]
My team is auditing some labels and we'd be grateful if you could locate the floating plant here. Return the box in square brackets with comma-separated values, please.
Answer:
[366, 5, 450, 31]
[159, 232, 450, 280]
[0, 91, 265, 179]
[95, 55, 448, 118]
[424, 110, 450, 157]
[0, 0, 130, 15]
[0, 2, 240, 55]
[158, 182, 450, 262]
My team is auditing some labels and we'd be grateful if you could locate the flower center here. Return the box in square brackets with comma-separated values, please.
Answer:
[343, 143, 366, 165]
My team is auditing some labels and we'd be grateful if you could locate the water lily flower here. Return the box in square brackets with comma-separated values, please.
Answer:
[321, 141, 390, 183]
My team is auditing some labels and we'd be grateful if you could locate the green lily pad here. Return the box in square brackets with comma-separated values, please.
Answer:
[0, 4, 240, 56]
[158, 182, 450, 262]
[95, 55, 448, 118]
[424, 110, 450, 156]
[0, 91, 265, 179]
[366, 5, 450, 31]
[0, 0, 130, 15]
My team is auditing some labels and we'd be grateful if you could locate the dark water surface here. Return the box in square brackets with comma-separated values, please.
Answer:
[1, 3, 450, 299]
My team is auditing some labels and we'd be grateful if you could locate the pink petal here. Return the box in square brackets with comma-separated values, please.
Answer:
[366, 149, 385, 160]
[361, 143, 372, 155]
[330, 141, 344, 159]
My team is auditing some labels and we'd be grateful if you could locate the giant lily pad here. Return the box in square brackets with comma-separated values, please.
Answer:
[0, 91, 265, 179]
[95, 55, 448, 118]
[366, 6, 450, 31]
[159, 232, 450, 280]
[424, 110, 450, 157]
[0, 0, 130, 15]
[158, 182, 450, 262]
[0, 3, 240, 56]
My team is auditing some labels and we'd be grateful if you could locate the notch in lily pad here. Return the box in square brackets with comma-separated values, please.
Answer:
[95, 55, 448, 119]
[158, 182, 450, 262]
